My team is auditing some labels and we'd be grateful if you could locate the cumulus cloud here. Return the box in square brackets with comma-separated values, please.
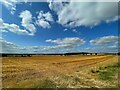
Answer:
[0, 0, 17, 14]
[48, 1, 119, 28]
[0, 38, 76, 54]
[0, 10, 37, 35]
[83, 46, 119, 53]
[36, 11, 54, 29]
[19, 10, 36, 35]
[1, 37, 86, 53]
[0, 38, 43, 53]
[27, 37, 85, 53]
[63, 28, 68, 32]
[0, 38, 20, 53]
[1, 37, 119, 54]
[90, 36, 118, 46]
[37, 11, 54, 22]
[0, 19, 7, 33]
[0, 18, 32, 35]
[37, 19, 51, 29]
[46, 37, 85, 47]
[72, 29, 77, 33]
[0, 0, 28, 14]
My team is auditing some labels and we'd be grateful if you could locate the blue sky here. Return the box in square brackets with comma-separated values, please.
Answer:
[0, 0, 119, 53]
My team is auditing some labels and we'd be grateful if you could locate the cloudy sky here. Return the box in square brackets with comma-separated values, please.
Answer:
[0, 0, 119, 54]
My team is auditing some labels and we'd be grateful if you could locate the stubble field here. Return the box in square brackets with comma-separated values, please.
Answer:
[2, 55, 119, 88]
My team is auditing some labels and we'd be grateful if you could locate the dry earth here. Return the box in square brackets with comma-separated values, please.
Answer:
[2, 55, 119, 88]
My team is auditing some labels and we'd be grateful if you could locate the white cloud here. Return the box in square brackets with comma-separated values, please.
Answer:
[4, 23, 30, 35]
[37, 11, 54, 22]
[0, 18, 35, 35]
[0, 18, 5, 32]
[19, 10, 33, 26]
[0, 0, 17, 14]
[42, 45, 74, 53]
[63, 28, 68, 32]
[72, 29, 77, 33]
[0, 38, 74, 54]
[19, 10, 36, 35]
[83, 46, 119, 53]
[0, 38, 43, 53]
[0, 10, 36, 35]
[37, 19, 51, 29]
[46, 37, 85, 47]
[36, 11, 53, 29]
[48, 1, 119, 28]
[0, 38, 20, 53]
[48, 0, 68, 14]
[90, 36, 118, 46]
[1, 37, 119, 54]
[0, 0, 28, 14]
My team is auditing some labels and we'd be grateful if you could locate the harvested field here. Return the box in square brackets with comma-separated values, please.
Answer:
[2, 55, 119, 88]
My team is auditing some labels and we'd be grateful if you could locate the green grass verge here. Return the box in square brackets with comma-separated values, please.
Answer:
[98, 63, 120, 80]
